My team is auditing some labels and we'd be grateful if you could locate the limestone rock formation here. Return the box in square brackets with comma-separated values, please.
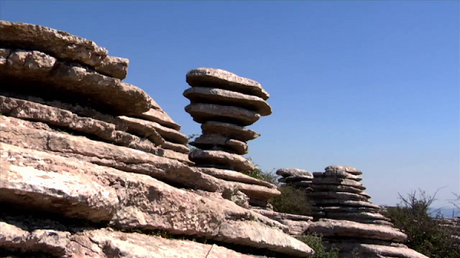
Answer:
[184, 68, 279, 209]
[277, 168, 314, 191]
[0, 21, 314, 257]
[305, 166, 428, 258]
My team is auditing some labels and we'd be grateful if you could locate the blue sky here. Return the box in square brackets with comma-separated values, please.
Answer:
[1, 1, 458, 208]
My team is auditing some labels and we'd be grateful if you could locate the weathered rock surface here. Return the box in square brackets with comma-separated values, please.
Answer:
[185, 103, 261, 126]
[190, 149, 257, 172]
[201, 121, 261, 141]
[184, 87, 272, 116]
[186, 68, 270, 100]
[0, 21, 128, 79]
[277, 168, 313, 178]
[313, 171, 362, 181]
[0, 48, 151, 114]
[191, 134, 249, 155]
[307, 219, 407, 242]
[252, 209, 313, 236]
[196, 167, 278, 189]
[325, 165, 362, 175]
[328, 242, 428, 258]
[312, 184, 365, 193]
[137, 108, 181, 130]
[312, 177, 365, 189]
[308, 192, 369, 201]
[161, 140, 191, 154]
[0, 142, 314, 257]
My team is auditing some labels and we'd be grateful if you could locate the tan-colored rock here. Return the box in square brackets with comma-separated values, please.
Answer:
[0, 21, 128, 79]
[196, 167, 278, 189]
[184, 87, 272, 116]
[118, 116, 188, 144]
[190, 149, 257, 172]
[0, 221, 261, 258]
[0, 143, 313, 257]
[201, 121, 260, 141]
[137, 108, 181, 130]
[186, 68, 270, 100]
[313, 205, 381, 214]
[230, 181, 281, 200]
[161, 140, 191, 154]
[312, 199, 381, 209]
[308, 219, 407, 242]
[329, 242, 428, 258]
[191, 134, 248, 155]
[185, 103, 260, 126]
[0, 48, 151, 114]
[117, 115, 165, 145]
[325, 165, 362, 175]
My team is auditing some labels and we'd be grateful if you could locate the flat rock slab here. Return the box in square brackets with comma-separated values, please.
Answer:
[118, 116, 188, 144]
[325, 165, 362, 175]
[184, 87, 272, 116]
[312, 184, 365, 193]
[313, 206, 381, 214]
[252, 209, 313, 222]
[190, 149, 257, 172]
[308, 191, 369, 201]
[329, 243, 428, 258]
[313, 171, 362, 181]
[196, 167, 277, 189]
[117, 115, 164, 145]
[191, 133, 249, 155]
[290, 180, 314, 188]
[276, 168, 313, 178]
[0, 48, 151, 115]
[279, 175, 314, 183]
[312, 177, 365, 189]
[202, 121, 260, 141]
[136, 108, 181, 130]
[312, 199, 381, 209]
[0, 21, 128, 79]
[186, 68, 270, 100]
[308, 219, 407, 242]
[161, 140, 191, 154]
[0, 143, 313, 257]
[229, 181, 281, 200]
[185, 103, 260, 126]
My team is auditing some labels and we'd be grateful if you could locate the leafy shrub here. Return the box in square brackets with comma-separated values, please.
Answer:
[298, 233, 339, 258]
[272, 185, 312, 215]
[383, 189, 459, 258]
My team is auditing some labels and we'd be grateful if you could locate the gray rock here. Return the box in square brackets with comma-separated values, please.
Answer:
[308, 219, 407, 242]
[312, 199, 381, 209]
[312, 184, 365, 193]
[190, 149, 257, 172]
[325, 165, 362, 175]
[118, 116, 188, 144]
[0, 21, 128, 79]
[190, 134, 249, 155]
[196, 167, 278, 189]
[312, 177, 365, 189]
[0, 48, 152, 114]
[0, 143, 313, 257]
[276, 168, 313, 178]
[308, 191, 369, 201]
[136, 107, 181, 130]
[313, 206, 381, 214]
[185, 103, 261, 126]
[186, 68, 270, 100]
[279, 175, 314, 183]
[201, 121, 260, 141]
[313, 170, 362, 181]
[328, 242, 428, 258]
[184, 87, 272, 116]
[117, 115, 164, 145]
[161, 140, 191, 154]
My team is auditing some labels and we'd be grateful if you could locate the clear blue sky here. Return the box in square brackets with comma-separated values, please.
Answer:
[1, 1, 458, 208]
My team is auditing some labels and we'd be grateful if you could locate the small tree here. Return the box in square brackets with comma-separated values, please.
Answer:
[383, 189, 459, 258]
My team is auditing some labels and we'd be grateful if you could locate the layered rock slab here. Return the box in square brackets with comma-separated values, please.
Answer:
[185, 103, 261, 126]
[201, 121, 260, 141]
[0, 21, 128, 79]
[190, 149, 257, 172]
[0, 48, 151, 115]
[0, 142, 314, 257]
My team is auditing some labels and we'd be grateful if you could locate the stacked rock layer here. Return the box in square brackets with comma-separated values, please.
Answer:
[184, 68, 280, 208]
[0, 21, 314, 258]
[277, 168, 314, 192]
[306, 166, 428, 258]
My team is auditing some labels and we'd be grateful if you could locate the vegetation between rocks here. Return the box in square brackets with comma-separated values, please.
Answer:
[298, 233, 340, 258]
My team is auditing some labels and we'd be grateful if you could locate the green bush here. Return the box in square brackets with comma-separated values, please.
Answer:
[242, 168, 278, 185]
[383, 189, 459, 258]
[298, 233, 339, 258]
[272, 185, 312, 216]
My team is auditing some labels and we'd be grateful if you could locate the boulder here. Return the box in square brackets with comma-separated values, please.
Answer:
[0, 21, 128, 79]
[186, 68, 270, 100]
[307, 219, 407, 242]
[190, 134, 249, 155]
[0, 48, 152, 114]
[184, 87, 272, 116]
[201, 121, 260, 141]
[185, 103, 260, 126]
[276, 168, 313, 179]
[190, 149, 257, 172]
